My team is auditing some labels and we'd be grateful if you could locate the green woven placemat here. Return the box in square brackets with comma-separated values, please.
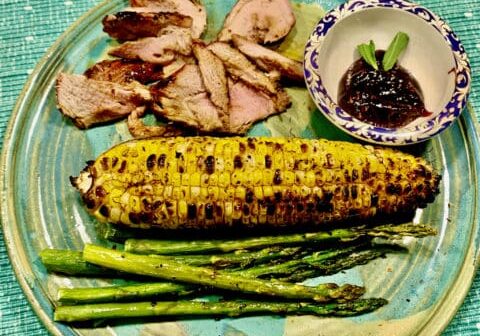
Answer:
[0, 0, 478, 335]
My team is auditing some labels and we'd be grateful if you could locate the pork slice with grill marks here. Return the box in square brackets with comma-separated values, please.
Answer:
[151, 64, 223, 132]
[109, 26, 193, 64]
[207, 42, 277, 95]
[84, 59, 164, 85]
[129, 0, 207, 38]
[192, 42, 229, 129]
[218, 0, 295, 44]
[232, 34, 304, 82]
[102, 11, 192, 41]
[56, 73, 151, 129]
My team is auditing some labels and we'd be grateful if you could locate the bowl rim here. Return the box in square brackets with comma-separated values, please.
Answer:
[303, 0, 472, 146]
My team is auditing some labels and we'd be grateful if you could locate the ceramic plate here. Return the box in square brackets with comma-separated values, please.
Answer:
[1, 0, 479, 335]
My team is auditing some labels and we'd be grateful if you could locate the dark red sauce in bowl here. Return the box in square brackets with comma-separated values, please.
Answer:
[338, 51, 431, 128]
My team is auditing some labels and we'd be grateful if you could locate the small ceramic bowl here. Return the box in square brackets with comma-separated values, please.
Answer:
[304, 0, 471, 145]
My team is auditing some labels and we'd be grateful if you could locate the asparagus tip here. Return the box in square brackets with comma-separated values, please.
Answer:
[313, 284, 366, 302]
[333, 298, 388, 316]
[367, 224, 437, 239]
[333, 284, 366, 303]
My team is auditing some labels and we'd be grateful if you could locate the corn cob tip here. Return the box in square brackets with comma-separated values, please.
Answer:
[70, 171, 93, 194]
[70, 160, 95, 194]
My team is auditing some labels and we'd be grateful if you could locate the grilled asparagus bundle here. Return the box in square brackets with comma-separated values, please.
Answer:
[72, 137, 440, 229]
[41, 223, 436, 321]
[41, 219, 436, 322]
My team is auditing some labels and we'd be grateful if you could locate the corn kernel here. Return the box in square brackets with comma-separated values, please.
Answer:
[283, 171, 295, 186]
[208, 186, 219, 200]
[305, 171, 316, 187]
[235, 186, 246, 200]
[263, 186, 273, 198]
[190, 172, 201, 186]
[172, 172, 181, 186]
[178, 200, 187, 220]
[254, 186, 263, 199]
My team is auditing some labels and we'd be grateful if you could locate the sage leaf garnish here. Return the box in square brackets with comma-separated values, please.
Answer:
[382, 32, 409, 71]
[357, 40, 378, 70]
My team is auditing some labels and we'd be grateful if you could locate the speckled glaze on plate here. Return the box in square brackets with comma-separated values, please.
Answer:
[1, 0, 479, 335]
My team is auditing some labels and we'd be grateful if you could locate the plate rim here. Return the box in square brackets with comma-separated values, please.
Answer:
[416, 104, 480, 335]
[0, 1, 121, 335]
[1, 0, 480, 335]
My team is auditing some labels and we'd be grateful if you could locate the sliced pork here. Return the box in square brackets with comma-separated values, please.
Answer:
[207, 42, 277, 95]
[218, 0, 295, 44]
[232, 34, 304, 82]
[161, 57, 189, 78]
[109, 26, 193, 64]
[84, 59, 164, 85]
[56, 73, 151, 129]
[228, 79, 291, 133]
[102, 11, 192, 41]
[129, 0, 207, 38]
[127, 106, 183, 138]
[151, 65, 223, 132]
[192, 42, 229, 128]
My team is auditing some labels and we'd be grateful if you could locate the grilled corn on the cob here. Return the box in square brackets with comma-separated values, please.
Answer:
[72, 137, 440, 229]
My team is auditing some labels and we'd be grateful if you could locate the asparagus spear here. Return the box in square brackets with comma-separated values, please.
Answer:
[171, 246, 305, 268]
[83, 244, 365, 302]
[40, 249, 108, 276]
[366, 224, 436, 239]
[279, 245, 406, 283]
[40, 246, 305, 276]
[58, 282, 195, 304]
[54, 298, 388, 322]
[235, 245, 364, 279]
[314, 245, 407, 275]
[124, 224, 436, 255]
[182, 246, 306, 268]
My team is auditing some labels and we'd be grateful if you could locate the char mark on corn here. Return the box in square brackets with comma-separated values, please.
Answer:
[71, 137, 441, 229]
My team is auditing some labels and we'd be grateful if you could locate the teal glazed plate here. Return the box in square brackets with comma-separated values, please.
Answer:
[1, 0, 480, 335]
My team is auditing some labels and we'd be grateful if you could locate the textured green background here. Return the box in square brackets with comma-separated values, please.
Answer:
[0, 0, 479, 335]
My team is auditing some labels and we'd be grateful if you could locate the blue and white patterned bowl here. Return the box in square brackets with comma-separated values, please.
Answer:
[304, 0, 471, 145]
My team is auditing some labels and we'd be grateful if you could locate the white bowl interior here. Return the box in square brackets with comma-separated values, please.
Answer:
[316, 7, 456, 127]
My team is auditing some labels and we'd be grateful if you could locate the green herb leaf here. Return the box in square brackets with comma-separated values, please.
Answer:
[382, 32, 409, 71]
[357, 40, 378, 70]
